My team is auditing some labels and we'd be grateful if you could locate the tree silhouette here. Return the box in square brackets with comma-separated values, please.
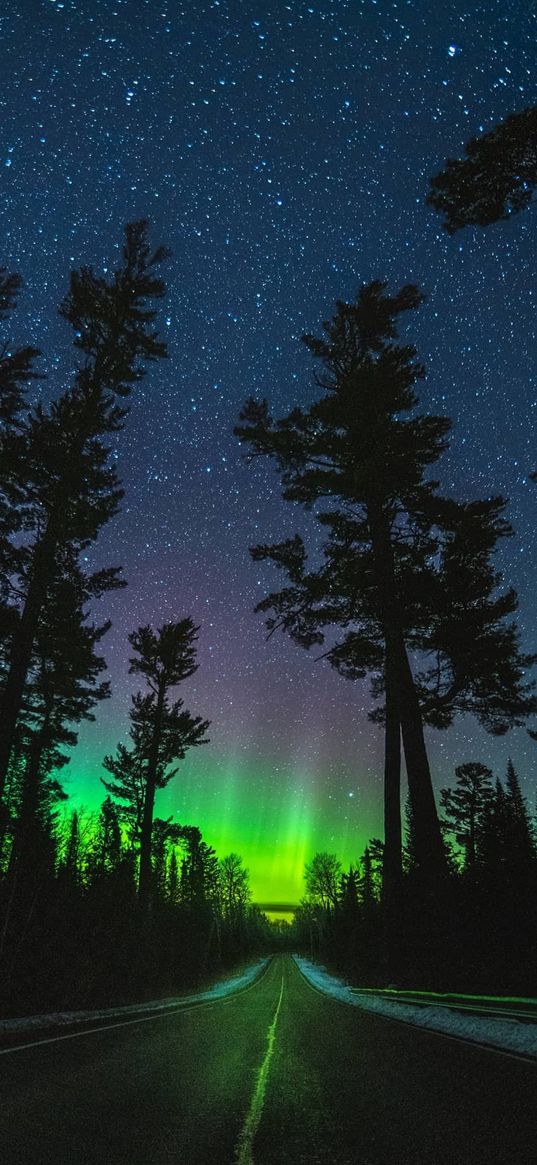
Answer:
[219, 852, 251, 916]
[105, 620, 209, 910]
[0, 221, 169, 801]
[237, 281, 454, 886]
[504, 759, 536, 877]
[4, 552, 116, 903]
[304, 852, 342, 910]
[0, 267, 41, 429]
[441, 762, 494, 875]
[428, 105, 537, 232]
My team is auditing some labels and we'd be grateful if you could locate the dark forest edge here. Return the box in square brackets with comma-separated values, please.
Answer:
[2, 101, 537, 1016]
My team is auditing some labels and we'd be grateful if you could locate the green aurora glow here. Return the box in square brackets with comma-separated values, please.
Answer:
[64, 745, 381, 905]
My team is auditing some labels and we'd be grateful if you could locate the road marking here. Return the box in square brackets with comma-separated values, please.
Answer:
[235, 970, 285, 1165]
[0, 961, 274, 1058]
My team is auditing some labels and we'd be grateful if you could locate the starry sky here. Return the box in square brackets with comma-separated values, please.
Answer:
[2, 0, 537, 904]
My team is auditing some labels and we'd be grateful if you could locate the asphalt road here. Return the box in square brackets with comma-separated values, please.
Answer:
[1, 955, 535, 1165]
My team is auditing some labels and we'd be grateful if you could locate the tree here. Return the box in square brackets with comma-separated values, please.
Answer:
[237, 281, 453, 885]
[106, 620, 210, 909]
[441, 763, 494, 874]
[427, 105, 537, 232]
[238, 284, 536, 897]
[414, 497, 536, 735]
[101, 741, 147, 847]
[0, 267, 41, 429]
[0, 221, 169, 800]
[2, 551, 118, 906]
[91, 796, 122, 878]
[504, 759, 536, 876]
[0, 271, 42, 765]
[218, 852, 251, 917]
[304, 851, 342, 910]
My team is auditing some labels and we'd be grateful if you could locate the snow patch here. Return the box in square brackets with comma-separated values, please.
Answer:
[293, 957, 537, 1060]
[0, 958, 270, 1038]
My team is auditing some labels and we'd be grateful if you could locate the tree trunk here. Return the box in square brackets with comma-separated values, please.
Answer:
[10, 724, 48, 876]
[0, 525, 57, 800]
[382, 639, 402, 905]
[0, 725, 49, 965]
[368, 502, 446, 881]
[394, 637, 446, 875]
[138, 684, 165, 910]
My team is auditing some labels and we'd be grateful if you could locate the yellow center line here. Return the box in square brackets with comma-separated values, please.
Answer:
[235, 970, 285, 1165]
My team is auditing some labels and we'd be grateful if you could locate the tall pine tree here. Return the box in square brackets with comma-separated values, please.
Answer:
[0, 222, 169, 800]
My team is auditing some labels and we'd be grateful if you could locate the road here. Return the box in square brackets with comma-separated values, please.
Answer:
[1, 955, 535, 1165]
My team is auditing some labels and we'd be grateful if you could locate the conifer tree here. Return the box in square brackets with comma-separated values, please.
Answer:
[504, 759, 536, 876]
[237, 282, 452, 884]
[428, 105, 537, 232]
[440, 763, 494, 874]
[477, 778, 509, 882]
[237, 284, 535, 897]
[91, 796, 122, 877]
[0, 221, 169, 799]
[105, 620, 209, 910]
[0, 267, 41, 429]
[6, 552, 116, 881]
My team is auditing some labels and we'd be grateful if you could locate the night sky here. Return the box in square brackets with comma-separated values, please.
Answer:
[2, 0, 537, 904]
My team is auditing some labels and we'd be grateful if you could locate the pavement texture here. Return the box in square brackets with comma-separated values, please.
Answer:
[1, 954, 536, 1165]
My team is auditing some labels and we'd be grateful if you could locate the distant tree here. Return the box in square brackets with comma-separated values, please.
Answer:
[91, 796, 122, 877]
[151, 818, 183, 899]
[0, 221, 169, 801]
[101, 740, 147, 847]
[167, 848, 180, 905]
[504, 759, 536, 876]
[304, 851, 342, 910]
[180, 830, 219, 909]
[218, 852, 251, 958]
[59, 810, 82, 886]
[428, 105, 537, 232]
[105, 620, 209, 910]
[359, 846, 377, 911]
[440, 762, 494, 874]
[218, 852, 251, 917]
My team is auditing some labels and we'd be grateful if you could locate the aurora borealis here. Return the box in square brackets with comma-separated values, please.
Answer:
[2, 0, 537, 904]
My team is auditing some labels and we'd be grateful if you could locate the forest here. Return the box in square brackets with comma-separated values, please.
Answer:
[1, 106, 537, 1018]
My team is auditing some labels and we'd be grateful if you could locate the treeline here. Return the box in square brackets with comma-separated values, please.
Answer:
[1, 790, 270, 1016]
[291, 758, 537, 992]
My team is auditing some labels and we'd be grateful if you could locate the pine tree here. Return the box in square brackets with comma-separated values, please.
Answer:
[105, 620, 210, 910]
[238, 285, 536, 897]
[504, 759, 536, 877]
[0, 269, 42, 743]
[427, 105, 537, 232]
[440, 763, 494, 874]
[6, 551, 117, 883]
[414, 497, 536, 734]
[0, 221, 169, 800]
[237, 281, 451, 884]
[0, 267, 41, 428]
[91, 796, 122, 877]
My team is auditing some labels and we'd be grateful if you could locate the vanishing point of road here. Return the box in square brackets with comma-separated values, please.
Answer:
[1, 955, 535, 1164]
